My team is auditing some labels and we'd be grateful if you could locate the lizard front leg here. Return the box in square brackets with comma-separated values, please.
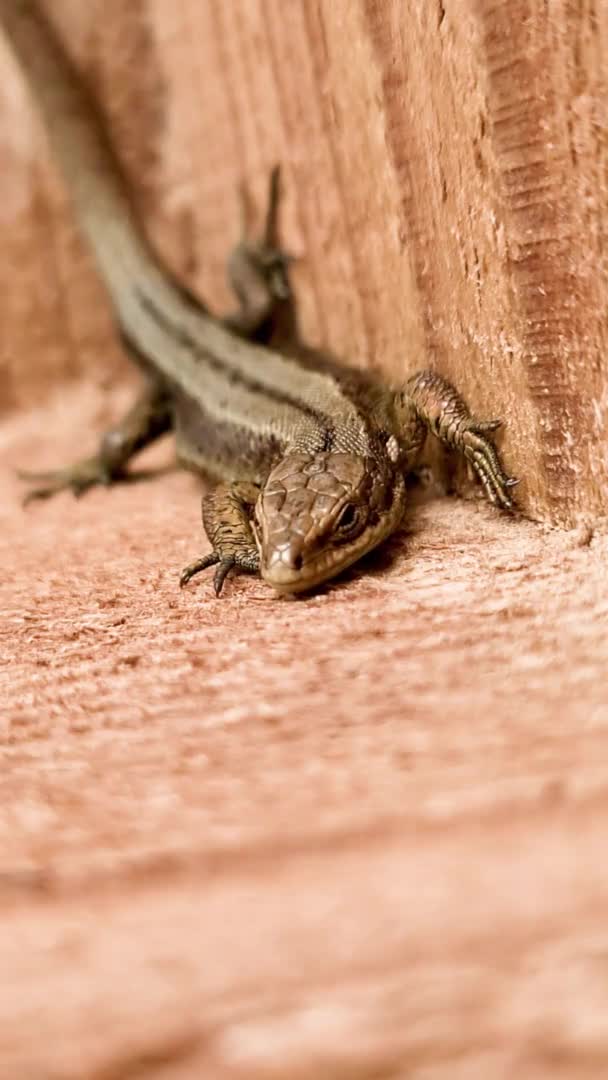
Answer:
[19, 378, 171, 502]
[179, 481, 261, 597]
[395, 370, 518, 510]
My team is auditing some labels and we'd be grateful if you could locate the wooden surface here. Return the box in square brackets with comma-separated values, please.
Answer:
[1, 388, 607, 1078]
[1, 0, 607, 525]
[1, 5, 608, 1076]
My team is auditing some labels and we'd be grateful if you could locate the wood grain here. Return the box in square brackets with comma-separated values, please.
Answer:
[1, 6, 608, 1074]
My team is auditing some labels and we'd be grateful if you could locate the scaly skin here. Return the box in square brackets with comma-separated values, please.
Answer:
[2, 0, 517, 597]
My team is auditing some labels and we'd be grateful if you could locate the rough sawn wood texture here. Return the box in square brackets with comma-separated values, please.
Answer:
[1, 3, 608, 1078]
[1, 389, 608, 1078]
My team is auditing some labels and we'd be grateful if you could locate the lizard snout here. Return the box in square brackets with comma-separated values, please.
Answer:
[261, 538, 306, 584]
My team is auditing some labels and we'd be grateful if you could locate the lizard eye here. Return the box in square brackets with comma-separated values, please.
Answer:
[335, 502, 360, 536]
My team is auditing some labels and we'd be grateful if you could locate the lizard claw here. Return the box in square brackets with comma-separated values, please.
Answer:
[461, 421, 517, 511]
[212, 556, 237, 597]
[179, 552, 239, 597]
[179, 548, 259, 597]
[469, 418, 502, 435]
[179, 552, 220, 589]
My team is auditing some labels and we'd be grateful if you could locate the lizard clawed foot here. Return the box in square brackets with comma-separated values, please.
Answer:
[404, 371, 519, 515]
[181, 482, 261, 597]
[460, 418, 518, 511]
[229, 165, 296, 305]
[18, 457, 115, 505]
[179, 548, 259, 597]
[256, 164, 296, 300]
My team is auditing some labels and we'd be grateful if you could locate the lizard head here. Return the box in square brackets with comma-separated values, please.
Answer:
[254, 452, 406, 594]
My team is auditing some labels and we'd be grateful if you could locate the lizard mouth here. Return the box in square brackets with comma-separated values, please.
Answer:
[260, 547, 364, 594]
[260, 547, 350, 594]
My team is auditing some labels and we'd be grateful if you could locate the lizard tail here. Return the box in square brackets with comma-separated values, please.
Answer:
[0, 0, 168, 310]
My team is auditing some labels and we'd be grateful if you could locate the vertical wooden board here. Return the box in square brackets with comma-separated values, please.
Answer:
[0, 0, 607, 524]
[149, 0, 252, 305]
[475, 0, 608, 521]
[286, 2, 429, 377]
[169, 0, 313, 317]
[349, 0, 540, 498]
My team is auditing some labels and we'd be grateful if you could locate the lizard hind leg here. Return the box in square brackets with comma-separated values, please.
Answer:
[179, 481, 261, 597]
[401, 370, 519, 511]
[223, 165, 297, 342]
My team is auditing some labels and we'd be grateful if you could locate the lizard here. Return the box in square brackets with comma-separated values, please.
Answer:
[1, 0, 518, 597]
